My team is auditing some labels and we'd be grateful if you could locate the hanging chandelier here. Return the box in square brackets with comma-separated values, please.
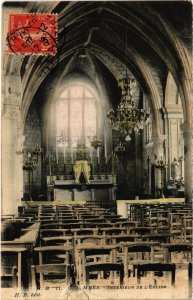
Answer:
[107, 29, 150, 142]
[107, 74, 150, 142]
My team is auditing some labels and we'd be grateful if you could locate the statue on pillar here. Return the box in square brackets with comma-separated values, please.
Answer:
[171, 158, 179, 181]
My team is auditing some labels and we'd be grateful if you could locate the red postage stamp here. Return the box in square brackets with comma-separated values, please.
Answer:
[7, 13, 58, 55]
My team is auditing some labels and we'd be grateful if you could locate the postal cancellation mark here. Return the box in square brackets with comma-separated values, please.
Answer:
[7, 13, 58, 55]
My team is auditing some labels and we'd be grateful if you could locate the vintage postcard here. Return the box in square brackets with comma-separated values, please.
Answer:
[1, 1, 192, 300]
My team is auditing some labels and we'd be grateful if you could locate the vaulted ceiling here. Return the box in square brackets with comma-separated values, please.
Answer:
[3, 1, 192, 130]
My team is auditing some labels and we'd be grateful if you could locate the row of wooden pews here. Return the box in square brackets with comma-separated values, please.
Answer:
[130, 203, 192, 242]
[1, 202, 192, 292]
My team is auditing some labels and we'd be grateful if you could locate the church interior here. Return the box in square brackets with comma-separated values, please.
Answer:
[1, 1, 192, 299]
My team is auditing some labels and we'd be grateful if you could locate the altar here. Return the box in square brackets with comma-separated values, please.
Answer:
[47, 176, 117, 203]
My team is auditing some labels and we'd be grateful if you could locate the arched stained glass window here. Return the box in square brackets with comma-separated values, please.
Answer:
[56, 84, 98, 148]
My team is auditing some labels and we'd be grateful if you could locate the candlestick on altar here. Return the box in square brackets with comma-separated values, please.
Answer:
[63, 142, 66, 164]
[90, 147, 92, 163]
[56, 139, 58, 164]
[104, 124, 107, 164]
[49, 155, 52, 176]
[71, 147, 74, 164]
[97, 147, 100, 164]
[112, 152, 115, 175]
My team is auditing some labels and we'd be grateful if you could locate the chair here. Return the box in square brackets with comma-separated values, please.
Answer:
[129, 227, 154, 236]
[57, 218, 82, 224]
[85, 263, 124, 286]
[31, 264, 71, 289]
[37, 213, 56, 218]
[129, 205, 150, 226]
[182, 216, 192, 242]
[40, 229, 72, 238]
[147, 208, 159, 229]
[103, 217, 123, 224]
[163, 243, 192, 264]
[89, 222, 113, 228]
[136, 263, 176, 285]
[33, 245, 73, 288]
[98, 227, 127, 236]
[83, 218, 106, 224]
[91, 208, 108, 216]
[66, 223, 86, 229]
[21, 207, 38, 219]
[40, 222, 67, 229]
[169, 213, 184, 241]
[77, 245, 119, 284]
[78, 214, 93, 221]
[39, 206, 56, 215]
[34, 245, 73, 265]
[82, 215, 99, 221]
[42, 222, 85, 230]
[1, 215, 15, 221]
[57, 212, 75, 217]
[74, 235, 107, 246]
[107, 234, 140, 245]
[142, 233, 171, 262]
[75, 212, 92, 219]
[114, 221, 139, 230]
[15, 215, 34, 222]
[71, 228, 97, 236]
[1, 247, 27, 288]
[157, 210, 169, 232]
[121, 242, 158, 279]
[41, 236, 73, 246]
[39, 219, 58, 225]
[56, 205, 71, 211]
[142, 233, 171, 243]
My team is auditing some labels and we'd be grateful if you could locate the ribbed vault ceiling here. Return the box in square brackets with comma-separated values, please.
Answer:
[3, 1, 192, 128]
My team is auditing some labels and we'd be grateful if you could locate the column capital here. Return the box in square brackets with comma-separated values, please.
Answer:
[161, 107, 183, 119]
[2, 104, 20, 120]
[152, 135, 167, 144]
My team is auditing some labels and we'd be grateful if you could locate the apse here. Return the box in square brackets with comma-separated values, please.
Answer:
[23, 58, 148, 201]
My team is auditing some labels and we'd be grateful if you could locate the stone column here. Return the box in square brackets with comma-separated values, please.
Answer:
[152, 135, 166, 197]
[161, 107, 183, 181]
[181, 124, 192, 203]
[2, 104, 22, 214]
[15, 128, 25, 202]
